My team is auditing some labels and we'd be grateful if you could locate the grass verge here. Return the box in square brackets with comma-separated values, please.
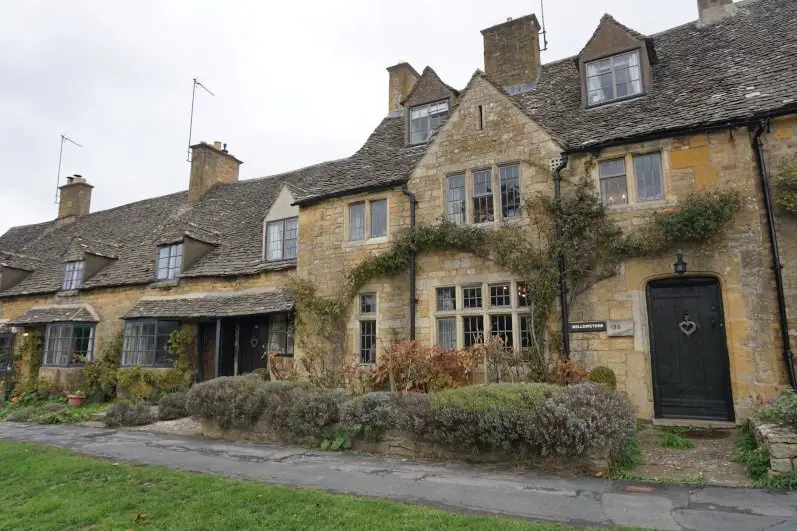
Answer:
[0, 441, 627, 530]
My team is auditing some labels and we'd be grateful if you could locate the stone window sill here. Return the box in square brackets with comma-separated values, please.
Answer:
[150, 279, 180, 289]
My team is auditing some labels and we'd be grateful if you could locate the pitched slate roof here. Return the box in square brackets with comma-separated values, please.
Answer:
[514, 0, 797, 150]
[122, 289, 294, 319]
[7, 304, 99, 326]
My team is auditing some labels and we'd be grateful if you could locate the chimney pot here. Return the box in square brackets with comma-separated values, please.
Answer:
[481, 14, 542, 89]
[213, 141, 222, 150]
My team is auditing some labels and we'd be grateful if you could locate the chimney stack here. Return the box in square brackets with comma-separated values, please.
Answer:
[189, 141, 242, 201]
[57, 175, 93, 223]
[481, 14, 541, 90]
[386, 62, 420, 114]
[697, 0, 736, 25]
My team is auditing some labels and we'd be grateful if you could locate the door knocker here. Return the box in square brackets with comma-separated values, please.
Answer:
[679, 314, 697, 337]
[250, 335, 259, 348]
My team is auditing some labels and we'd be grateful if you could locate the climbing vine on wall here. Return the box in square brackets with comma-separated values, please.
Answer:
[774, 157, 797, 216]
[83, 329, 123, 400]
[12, 331, 43, 397]
[285, 180, 742, 373]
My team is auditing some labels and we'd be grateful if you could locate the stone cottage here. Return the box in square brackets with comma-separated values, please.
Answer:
[2, 0, 796, 422]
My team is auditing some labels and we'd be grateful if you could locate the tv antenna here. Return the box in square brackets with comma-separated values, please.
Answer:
[539, 0, 549, 52]
[186, 77, 215, 162]
[54, 134, 83, 204]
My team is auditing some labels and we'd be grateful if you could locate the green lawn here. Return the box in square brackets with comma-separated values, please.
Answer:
[0, 441, 616, 530]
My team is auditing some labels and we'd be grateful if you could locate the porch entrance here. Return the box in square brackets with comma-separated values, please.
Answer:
[647, 277, 734, 421]
[197, 315, 284, 380]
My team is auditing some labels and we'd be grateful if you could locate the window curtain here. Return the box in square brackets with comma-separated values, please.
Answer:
[585, 63, 604, 103]
[627, 52, 642, 94]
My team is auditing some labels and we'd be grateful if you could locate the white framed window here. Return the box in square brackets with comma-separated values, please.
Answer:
[633, 152, 663, 202]
[266, 217, 298, 261]
[358, 293, 377, 363]
[472, 169, 494, 223]
[43, 323, 94, 366]
[409, 100, 449, 144]
[349, 203, 365, 241]
[122, 319, 179, 367]
[499, 164, 521, 219]
[267, 313, 295, 357]
[432, 280, 534, 357]
[62, 260, 84, 290]
[446, 174, 466, 224]
[586, 50, 642, 106]
[156, 243, 183, 281]
[599, 159, 628, 206]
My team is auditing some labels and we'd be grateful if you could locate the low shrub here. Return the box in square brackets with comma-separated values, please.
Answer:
[757, 390, 797, 430]
[340, 392, 396, 441]
[186, 376, 270, 429]
[588, 366, 617, 390]
[430, 383, 558, 412]
[659, 427, 694, 450]
[158, 392, 189, 421]
[5, 406, 35, 422]
[250, 368, 271, 382]
[284, 388, 347, 438]
[103, 401, 155, 428]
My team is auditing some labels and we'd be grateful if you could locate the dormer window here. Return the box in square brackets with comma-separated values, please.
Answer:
[586, 50, 642, 106]
[156, 243, 183, 281]
[409, 100, 449, 144]
[62, 260, 84, 290]
[265, 217, 298, 261]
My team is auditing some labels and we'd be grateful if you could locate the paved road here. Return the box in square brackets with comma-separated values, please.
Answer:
[1, 422, 796, 530]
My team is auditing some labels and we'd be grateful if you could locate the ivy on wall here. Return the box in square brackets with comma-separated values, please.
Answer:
[774, 157, 797, 216]
[12, 331, 43, 397]
[286, 181, 742, 374]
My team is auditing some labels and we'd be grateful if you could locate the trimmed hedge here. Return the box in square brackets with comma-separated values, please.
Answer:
[188, 377, 636, 461]
[104, 401, 155, 428]
[158, 392, 189, 421]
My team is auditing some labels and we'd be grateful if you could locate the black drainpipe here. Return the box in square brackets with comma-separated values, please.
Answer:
[552, 155, 570, 357]
[753, 120, 797, 389]
[402, 185, 417, 340]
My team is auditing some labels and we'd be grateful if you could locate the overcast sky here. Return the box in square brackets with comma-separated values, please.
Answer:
[0, 0, 703, 235]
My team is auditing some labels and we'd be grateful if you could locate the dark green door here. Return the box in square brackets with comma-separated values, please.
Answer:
[647, 277, 734, 421]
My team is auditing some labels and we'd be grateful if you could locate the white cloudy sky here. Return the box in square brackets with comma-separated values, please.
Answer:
[0, 0, 701, 235]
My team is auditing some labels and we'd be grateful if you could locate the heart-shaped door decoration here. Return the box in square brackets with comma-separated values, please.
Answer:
[679, 316, 697, 337]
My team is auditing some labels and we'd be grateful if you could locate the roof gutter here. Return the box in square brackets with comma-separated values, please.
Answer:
[401, 185, 417, 340]
[752, 119, 797, 390]
[563, 104, 797, 156]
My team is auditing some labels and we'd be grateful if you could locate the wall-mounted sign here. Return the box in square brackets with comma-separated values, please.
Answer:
[606, 319, 634, 337]
[568, 321, 606, 333]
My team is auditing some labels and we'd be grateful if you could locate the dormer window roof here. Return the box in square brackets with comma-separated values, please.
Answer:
[62, 260, 84, 291]
[586, 50, 643, 106]
[409, 100, 449, 145]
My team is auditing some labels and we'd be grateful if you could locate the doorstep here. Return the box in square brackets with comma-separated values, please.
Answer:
[652, 418, 737, 429]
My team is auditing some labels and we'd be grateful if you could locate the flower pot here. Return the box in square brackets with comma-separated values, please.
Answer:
[67, 395, 85, 407]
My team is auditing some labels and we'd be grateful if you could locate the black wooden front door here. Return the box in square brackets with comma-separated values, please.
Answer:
[237, 317, 268, 374]
[647, 277, 734, 421]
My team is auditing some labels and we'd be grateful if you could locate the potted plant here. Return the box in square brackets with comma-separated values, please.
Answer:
[67, 390, 86, 407]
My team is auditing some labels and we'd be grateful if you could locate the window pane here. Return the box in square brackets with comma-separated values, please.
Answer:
[155, 321, 179, 366]
[599, 160, 628, 206]
[586, 51, 641, 105]
[0, 335, 12, 371]
[360, 293, 377, 314]
[267, 221, 284, 260]
[349, 203, 365, 241]
[473, 169, 494, 223]
[446, 174, 466, 224]
[499, 164, 521, 219]
[283, 218, 298, 259]
[122, 320, 176, 367]
[43, 324, 94, 366]
[490, 284, 511, 307]
[517, 283, 529, 307]
[463, 316, 484, 347]
[156, 243, 182, 280]
[491, 315, 513, 349]
[359, 320, 376, 363]
[370, 200, 387, 238]
[62, 261, 84, 290]
[520, 315, 533, 360]
[268, 313, 289, 355]
[463, 286, 482, 309]
[634, 153, 663, 201]
[437, 318, 457, 350]
[436, 287, 456, 311]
